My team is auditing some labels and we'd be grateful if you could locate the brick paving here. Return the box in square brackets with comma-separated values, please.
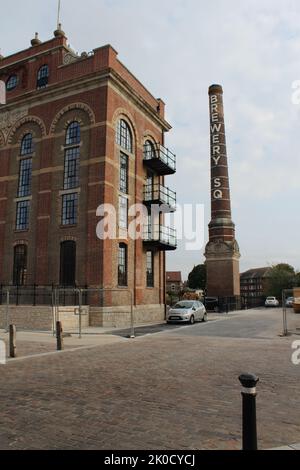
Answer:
[0, 310, 299, 450]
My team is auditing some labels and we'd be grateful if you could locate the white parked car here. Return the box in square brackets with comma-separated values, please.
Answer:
[265, 296, 279, 308]
[167, 300, 207, 324]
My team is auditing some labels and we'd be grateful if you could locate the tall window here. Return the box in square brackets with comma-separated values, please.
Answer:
[37, 65, 49, 89]
[63, 147, 80, 189]
[120, 153, 129, 193]
[18, 159, 32, 197]
[13, 244, 27, 286]
[61, 122, 81, 224]
[16, 200, 30, 231]
[116, 119, 132, 153]
[62, 193, 78, 226]
[118, 243, 127, 286]
[65, 121, 81, 146]
[60, 241, 76, 286]
[146, 251, 154, 288]
[119, 195, 128, 229]
[20, 133, 34, 156]
[144, 140, 156, 160]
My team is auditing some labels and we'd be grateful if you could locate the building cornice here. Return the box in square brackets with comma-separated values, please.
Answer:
[0, 68, 171, 133]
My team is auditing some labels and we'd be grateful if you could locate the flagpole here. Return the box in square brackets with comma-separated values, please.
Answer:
[57, 0, 61, 29]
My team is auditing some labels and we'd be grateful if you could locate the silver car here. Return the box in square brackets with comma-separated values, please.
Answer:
[265, 296, 279, 308]
[167, 300, 207, 324]
[285, 297, 294, 308]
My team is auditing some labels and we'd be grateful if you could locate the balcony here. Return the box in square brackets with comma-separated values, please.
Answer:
[143, 184, 176, 212]
[143, 225, 177, 251]
[143, 143, 176, 175]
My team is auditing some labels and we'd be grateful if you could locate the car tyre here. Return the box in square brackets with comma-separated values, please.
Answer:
[202, 313, 208, 322]
[190, 315, 195, 325]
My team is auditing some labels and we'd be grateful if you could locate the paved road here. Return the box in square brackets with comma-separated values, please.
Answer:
[0, 308, 299, 450]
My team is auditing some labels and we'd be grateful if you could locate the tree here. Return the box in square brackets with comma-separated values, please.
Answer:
[266, 263, 297, 299]
[187, 264, 206, 290]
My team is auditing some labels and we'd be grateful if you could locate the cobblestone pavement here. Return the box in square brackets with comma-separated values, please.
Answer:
[0, 309, 299, 450]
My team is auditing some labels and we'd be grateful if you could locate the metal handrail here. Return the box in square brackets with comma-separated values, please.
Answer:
[143, 183, 176, 207]
[143, 224, 177, 247]
[143, 143, 176, 171]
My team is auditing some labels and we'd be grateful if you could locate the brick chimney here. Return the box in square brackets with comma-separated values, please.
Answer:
[204, 84, 241, 297]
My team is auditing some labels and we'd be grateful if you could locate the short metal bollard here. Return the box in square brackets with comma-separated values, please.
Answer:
[9, 324, 17, 358]
[239, 373, 259, 450]
[56, 321, 64, 351]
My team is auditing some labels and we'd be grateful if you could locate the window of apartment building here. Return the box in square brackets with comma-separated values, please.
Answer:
[37, 65, 49, 89]
[20, 133, 34, 156]
[60, 240, 76, 286]
[118, 243, 127, 286]
[144, 140, 156, 160]
[146, 251, 154, 288]
[63, 147, 80, 189]
[116, 119, 132, 153]
[119, 153, 129, 194]
[13, 244, 27, 286]
[6, 74, 18, 91]
[145, 171, 154, 200]
[18, 158, 32, 197]
[65, 121, 81, 146]
[62, 193, 78, 226]
[16, 200, 30, 231]
[119, 195, 128, 229]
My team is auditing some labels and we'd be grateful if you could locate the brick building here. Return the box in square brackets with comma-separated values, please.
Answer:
[166, 271, 183, 294]
[0, 26, 177, 324]
[240, 267, 271, 299]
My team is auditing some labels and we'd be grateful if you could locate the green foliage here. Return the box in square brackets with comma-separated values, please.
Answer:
[187, 264, 206, 290]
[266, 263, 297, 298]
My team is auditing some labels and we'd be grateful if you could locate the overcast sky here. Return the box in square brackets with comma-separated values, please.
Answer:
[1, 0, 300, 279]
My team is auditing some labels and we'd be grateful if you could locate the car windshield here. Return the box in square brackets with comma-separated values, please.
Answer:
[173, 302, 194, 309]
[267, 297, 275, 300]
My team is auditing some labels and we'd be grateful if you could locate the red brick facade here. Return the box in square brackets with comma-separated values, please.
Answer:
[0, 28, 176, 310]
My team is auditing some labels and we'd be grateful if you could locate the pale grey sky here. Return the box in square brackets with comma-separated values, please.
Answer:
[1, 0, 300, 279]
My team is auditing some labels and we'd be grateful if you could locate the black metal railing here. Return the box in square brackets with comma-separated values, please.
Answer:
[143, 143, 176, 173]
[143, 183, 176, 209]
[143, 225, 177, 248]
[0, 284, 89, 307]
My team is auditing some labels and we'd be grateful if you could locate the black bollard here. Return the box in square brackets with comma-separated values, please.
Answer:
[56, 321, 64, 351]
[239, 373, 259, 450]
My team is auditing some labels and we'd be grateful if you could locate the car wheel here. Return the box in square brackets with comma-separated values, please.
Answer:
[190, 315, 195, 325]
[202, 313, 208, 322]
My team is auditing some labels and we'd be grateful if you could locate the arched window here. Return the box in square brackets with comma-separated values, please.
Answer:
[20, 133, 34, 156]
[6, 75, 18, 91]
[116, 119, 132, 153]
[144, 140, 156, 160]
[13, 244, 27, 286]
[60, 240, 76, 286]
[37, 65, 49, 89]
[65, 121, 81, 146]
